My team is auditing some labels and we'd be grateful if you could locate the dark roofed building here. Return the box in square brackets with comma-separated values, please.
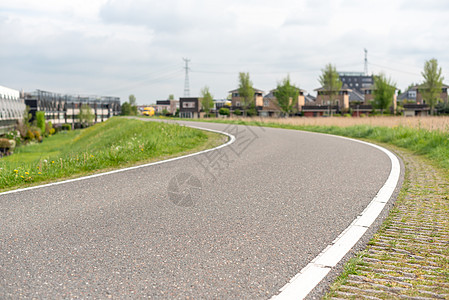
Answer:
[339, 72, 374, 95]
[179, 97, 200, 118]
[304, 93, 316, 104]
[348, 89, 365, 102]
[397, 89, 417, 103]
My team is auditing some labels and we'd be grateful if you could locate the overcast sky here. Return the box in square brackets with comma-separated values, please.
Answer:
[1, 0, 448, 104]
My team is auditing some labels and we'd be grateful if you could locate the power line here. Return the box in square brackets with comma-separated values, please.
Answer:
[368, 62, 420, 76]
[101, 69, 183, 95]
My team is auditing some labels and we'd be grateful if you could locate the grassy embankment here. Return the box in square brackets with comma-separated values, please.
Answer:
[0, 117, 225, 192]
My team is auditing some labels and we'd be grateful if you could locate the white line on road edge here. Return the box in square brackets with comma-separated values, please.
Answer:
[272, 135, 401, 300]
[0, 126, 236, 196]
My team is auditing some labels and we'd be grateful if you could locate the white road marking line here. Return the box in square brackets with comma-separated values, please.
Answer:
[272, 134, 401, 300]
[0, 126, 235, 196]
[277, 264, 331, 300]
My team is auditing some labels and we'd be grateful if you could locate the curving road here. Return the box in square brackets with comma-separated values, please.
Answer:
[0, 121, 397, 298]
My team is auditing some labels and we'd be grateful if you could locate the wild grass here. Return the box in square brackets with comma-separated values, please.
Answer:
[0, 117, 220, 192]
[242, 116, 449, 132]
[176, 115, 449, 132]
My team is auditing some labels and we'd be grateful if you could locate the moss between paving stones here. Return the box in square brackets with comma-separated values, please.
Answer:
[325, 146, 449, 299]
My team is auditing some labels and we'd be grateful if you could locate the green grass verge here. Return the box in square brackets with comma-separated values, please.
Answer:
[0, 117, 225, 192]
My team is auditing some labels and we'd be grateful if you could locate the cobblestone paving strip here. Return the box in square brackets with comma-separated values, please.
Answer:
[326, 148, 449, 300]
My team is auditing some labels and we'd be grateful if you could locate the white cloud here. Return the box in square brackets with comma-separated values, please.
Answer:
[1, 0, 449, 103]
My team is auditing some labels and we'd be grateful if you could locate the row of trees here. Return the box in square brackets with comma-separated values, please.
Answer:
[202, 59, 441, 117]
[127, 58, 444, 117]
[319, 59, 445, 116]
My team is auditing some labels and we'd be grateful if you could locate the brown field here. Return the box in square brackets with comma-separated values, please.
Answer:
[230, 116, 449, 132]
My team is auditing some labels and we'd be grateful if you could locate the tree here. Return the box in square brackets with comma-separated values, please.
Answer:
[124, 94, 138, 116]
[128, 94, 137, 106]
[318, 63, 342, 116]
[421, 58, 444, 115]
[36, 111, 46, 134]
[121, 102, 131, 116]
[121, 101, 137, 116]
[238, 72, 255, 116]
[274, 75, 300, 116]
[372, 73, 396, 115]
[200, 86, 214, 117]
[78, 104, 95, 127]
[168, 94, 175, 100]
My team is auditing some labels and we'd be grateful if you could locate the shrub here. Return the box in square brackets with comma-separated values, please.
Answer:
[45, 121, 54, 136]
[233, 109, 242, 116]
[246, 108, 257, 117]
[26, 129, 35, 140]
[219, 108, 230, 116]
[36, 111, 46, 134]
[0, 138, 11, 149]
[62, 124, 71, 131]
[162, 108, 170, 116]
[344, 113, 352, 117]
[33, 129, 41, 142]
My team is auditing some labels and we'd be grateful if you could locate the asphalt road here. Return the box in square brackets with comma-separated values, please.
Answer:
[0, 121, 392, 298]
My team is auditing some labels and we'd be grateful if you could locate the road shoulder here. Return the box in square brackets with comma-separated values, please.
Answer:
[324, 146, 449, 299]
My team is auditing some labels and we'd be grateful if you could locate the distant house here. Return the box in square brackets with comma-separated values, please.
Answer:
[402, 103, 430, 117]
[314, 86, 351, 110]
[348, 88, 365, 104]
[179, 97, 200, 118]
[397, 89, 417, 103]
[361, 84, 397, 114]
[304, 93, 316, 104]
[213, 99, 231, 111]
[396, 84, 448, 116]
[410, 84, 449, 104]
[229, 88, 264, 108]
[261, 89, 306, 117]
[338, 72, 377, 115]
[154, 100, 179, 115]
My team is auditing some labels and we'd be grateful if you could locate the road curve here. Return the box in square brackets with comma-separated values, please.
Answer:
[0, 120, 398, 299]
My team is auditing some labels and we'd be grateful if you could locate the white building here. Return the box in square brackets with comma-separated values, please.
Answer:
[0, 85, 25, 134]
